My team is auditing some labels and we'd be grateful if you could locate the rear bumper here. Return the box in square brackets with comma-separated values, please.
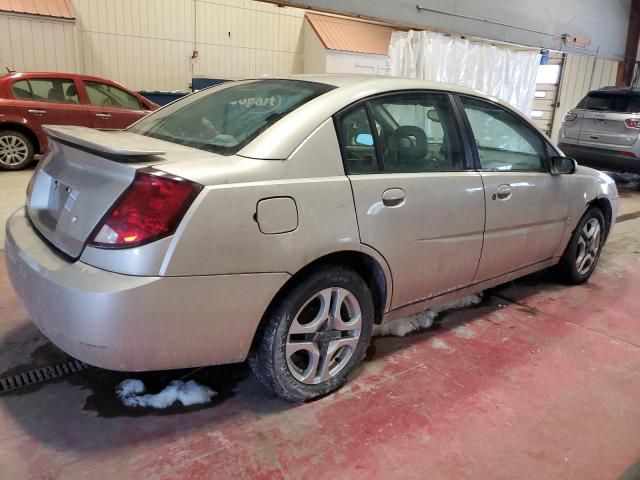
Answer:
[4, 208, 289, 371]
[559, 143, 640, 174]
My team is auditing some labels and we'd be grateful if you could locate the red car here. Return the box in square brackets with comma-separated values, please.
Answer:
[0, 72, 159, 170]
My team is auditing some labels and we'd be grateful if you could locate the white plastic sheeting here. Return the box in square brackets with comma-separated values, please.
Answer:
[388, 30, 541, 115]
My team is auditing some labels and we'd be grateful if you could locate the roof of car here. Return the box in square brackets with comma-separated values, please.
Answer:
[591, 86, 640, 95]
[263, 73, 491, 98]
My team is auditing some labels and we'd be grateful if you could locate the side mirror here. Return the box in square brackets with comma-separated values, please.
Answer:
[355, 133, 374, 146]
[550, 156, 577, 175]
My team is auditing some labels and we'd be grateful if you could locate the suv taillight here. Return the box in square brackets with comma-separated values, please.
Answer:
[89, 170, 202, 248]
[625, 119, 640, 129]
[562, 113, 577, 123]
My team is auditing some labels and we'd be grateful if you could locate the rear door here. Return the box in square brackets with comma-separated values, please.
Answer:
[82, 80, 148, 129]
[457, 95, 569, 283]
[10, 77, 92, 133]
[338, 92, 485, 309]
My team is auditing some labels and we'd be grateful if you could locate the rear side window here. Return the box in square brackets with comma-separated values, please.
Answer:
[576, 92, 640, 113]
[12, 78, 79, 103]
[369, 93, 465, 172]
[85, 81, 142, 110]
[12, 80, 31, 99]
[131, 79, 334, 156]
[338, 105, 379, 174]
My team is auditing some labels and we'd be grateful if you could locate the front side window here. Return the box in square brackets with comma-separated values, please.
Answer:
[131, 79, 334, 155]
[369, 93, 465, 172]
[12, 78, 79, 104]
[85, 81, 142, 110]
[461, 96, 547, 172]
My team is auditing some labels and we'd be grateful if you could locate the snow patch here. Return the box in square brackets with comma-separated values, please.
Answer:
[373, 294, 483, 338]
[453, 325, 475, 339]
[431, 338, 449, 350]
[373, 310, 437, 337]
[116, 379, 216, 409]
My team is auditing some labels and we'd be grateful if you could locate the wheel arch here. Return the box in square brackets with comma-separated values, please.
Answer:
[0, 122, 40, 154]
[250, 249, 392, 351]
[587, 196, 613, 239]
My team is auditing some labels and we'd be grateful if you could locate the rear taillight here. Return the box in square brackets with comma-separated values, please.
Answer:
[620, 151, 637, 158]
[90, 170, 202, 248]
[562, 113, 577, 123]
[625, 119, 640, 129]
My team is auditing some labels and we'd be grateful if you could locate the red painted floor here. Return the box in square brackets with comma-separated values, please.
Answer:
[0, 218, 639, 479]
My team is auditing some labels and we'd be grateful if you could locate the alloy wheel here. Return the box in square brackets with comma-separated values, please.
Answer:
[575, 218, 601, 275]
[285, 287, 362, 385]
[0, 135, 29, 167]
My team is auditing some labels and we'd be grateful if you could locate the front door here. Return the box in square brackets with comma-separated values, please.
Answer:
[82, 80, 148, 129]
[337, 93, 486, 309]
[458, 96, 569, 282]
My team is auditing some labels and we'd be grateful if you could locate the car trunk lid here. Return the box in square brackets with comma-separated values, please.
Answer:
[25, 126, 202, 258]
[577, 111, 639, 147]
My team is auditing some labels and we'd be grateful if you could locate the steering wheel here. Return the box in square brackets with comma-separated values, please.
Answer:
[102, 97, 118, 107]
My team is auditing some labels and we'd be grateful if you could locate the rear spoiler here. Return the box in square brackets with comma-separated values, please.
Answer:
[43, 125, 167, 156]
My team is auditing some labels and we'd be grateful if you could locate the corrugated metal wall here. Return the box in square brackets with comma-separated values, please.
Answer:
[550, 54, 619, 141]
[0, 0, 305, 91]
[0, 13, 78, 72]
[74, 0, 195, 91]
[194, 0, 304, 82]
[74, 0, 305, 90]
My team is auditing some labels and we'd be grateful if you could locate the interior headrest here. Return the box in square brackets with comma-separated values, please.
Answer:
[66, 84, 77, 97]
[391, 125, 428, 160]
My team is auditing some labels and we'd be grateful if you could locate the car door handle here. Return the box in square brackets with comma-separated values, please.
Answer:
[382, 188, 406, 207]
[95, 113, 111, 119]
[28, 109, 47, 116]
[494, 184, 512, 201]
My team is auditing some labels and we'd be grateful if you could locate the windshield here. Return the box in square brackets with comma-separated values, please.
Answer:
[130, 79, 334, 155]
[577, 92, 640, 113]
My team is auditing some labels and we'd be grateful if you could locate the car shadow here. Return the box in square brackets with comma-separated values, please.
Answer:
[0, 270, 589, 454]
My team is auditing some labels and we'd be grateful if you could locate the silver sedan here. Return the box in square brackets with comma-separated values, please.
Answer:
[5, 75, 618, 401]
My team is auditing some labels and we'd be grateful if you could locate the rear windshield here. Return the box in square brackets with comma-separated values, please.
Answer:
[130, 79, 334, 155]
[576, 92, 640, 113]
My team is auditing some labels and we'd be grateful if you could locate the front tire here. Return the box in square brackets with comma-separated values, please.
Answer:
[554, 207, 606, 284]
[249, 266, 374, 402]
[0, 130, 35, 171]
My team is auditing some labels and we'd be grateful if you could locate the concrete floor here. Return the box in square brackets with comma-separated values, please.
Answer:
[0, 176, 639, 479]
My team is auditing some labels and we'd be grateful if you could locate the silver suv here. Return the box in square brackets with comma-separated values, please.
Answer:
[559, 87, 640, 174]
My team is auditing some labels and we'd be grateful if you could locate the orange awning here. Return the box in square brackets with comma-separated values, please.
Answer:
[0, 0, 75, 19]
[305, 12, 394, 56]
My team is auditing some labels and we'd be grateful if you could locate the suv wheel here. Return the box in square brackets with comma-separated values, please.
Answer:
[249, 267, 374, 402]
[554, 207, 606, 284]
[0, 130, 34, 171]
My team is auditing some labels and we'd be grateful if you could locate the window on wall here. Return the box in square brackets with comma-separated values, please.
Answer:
[338, 105, 379, 174]
[12, 78, 79, 104]
[460, 96, 547, 172]
[369, 93, 465, 172]
[84, 81, 142, 110]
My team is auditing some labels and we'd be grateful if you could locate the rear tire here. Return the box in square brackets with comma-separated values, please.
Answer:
[0, 130, 35, 171]
[249, 266, 374, 402]
[554, 207, 606, 284]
